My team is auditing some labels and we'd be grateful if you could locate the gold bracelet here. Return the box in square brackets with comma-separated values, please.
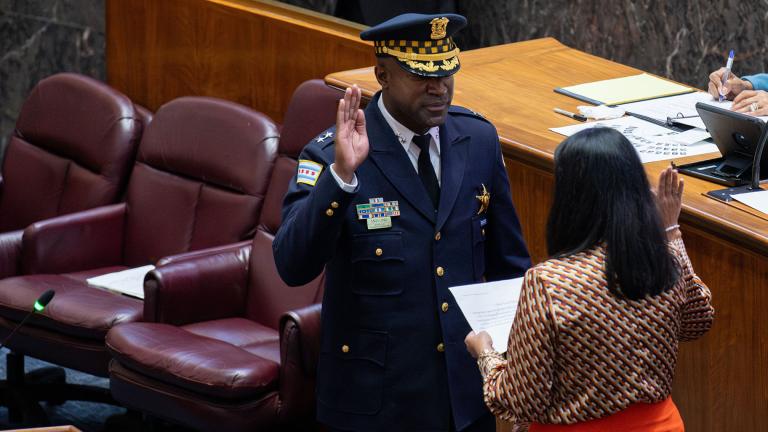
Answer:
[478, 348, 497, 359]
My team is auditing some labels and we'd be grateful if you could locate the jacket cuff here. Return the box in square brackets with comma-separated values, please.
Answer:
[329, 163, 359, 193]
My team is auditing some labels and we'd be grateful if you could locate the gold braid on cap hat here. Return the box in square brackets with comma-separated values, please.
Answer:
[374, 38, 460, 62]
[376, 46, 460, 62]
[401, 57, 459, 73]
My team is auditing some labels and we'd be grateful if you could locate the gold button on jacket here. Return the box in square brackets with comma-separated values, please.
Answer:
[331, 201, 339, 209]
[436, 266, 445, 277]
[441, 302, 449, 312]
[342, 344, 350, 353]
[375, 247, 383, 256]
[325, 208, 334, 216]
[437, 342, 445, 352]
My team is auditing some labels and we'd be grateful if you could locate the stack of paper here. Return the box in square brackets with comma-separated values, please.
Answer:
[87, 265, 155, 299]
[619, 92, 733, 129]
[555, 73, 694, 106]
[618, 91, 768, 129]
[448, 277, 524, 352]
[619, 92, 720, 123]
[732, 190, 768, 216]
[549, 116, 719, 163]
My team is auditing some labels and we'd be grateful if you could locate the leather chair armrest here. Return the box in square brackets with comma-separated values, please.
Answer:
[21, 203, 126, 274]
[277, 303, 322, 421]
[155, 240, 252, 267]
[0, 230, 23, 278]
[143, 243, 251, 324]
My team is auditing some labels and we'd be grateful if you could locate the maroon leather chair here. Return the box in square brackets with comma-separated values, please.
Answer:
[106, 80, 342, 431]
[0, 73, 148, 279]
[0, 96, 278, 419]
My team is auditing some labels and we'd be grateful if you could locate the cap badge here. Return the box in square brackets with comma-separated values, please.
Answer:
[430, 17, 449, 40]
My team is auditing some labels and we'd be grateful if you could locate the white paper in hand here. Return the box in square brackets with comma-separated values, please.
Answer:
[449, 277, 524, 352]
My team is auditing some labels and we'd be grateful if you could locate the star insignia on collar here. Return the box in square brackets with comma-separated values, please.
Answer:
[316, 131, 333, 143]
[467, 109, 485, 119]
[475, 183, 490, 215]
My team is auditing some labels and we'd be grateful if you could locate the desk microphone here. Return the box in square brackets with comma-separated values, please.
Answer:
[0, 289, 55, 350]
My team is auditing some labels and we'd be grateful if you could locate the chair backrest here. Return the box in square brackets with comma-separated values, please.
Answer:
[245, 80, 342, 329]
[0, 73, 144, 232]
[122, 96, 278, 266]
[277, 79, 343, 159]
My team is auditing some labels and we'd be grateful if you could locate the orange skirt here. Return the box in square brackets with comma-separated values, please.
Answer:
[529, 397, 684, 432]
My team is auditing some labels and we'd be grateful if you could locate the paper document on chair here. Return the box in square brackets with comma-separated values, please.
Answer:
[87, 265, 154, 299]
[449, 277, 523, 353]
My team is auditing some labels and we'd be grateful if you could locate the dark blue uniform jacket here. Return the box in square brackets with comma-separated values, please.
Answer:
[274, 92, 530, 431]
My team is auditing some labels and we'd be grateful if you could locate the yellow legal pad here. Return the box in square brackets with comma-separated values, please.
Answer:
[555, 73, 694, 105]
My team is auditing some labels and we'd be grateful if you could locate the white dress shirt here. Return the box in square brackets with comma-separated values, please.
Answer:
[330, 97, 441, 192]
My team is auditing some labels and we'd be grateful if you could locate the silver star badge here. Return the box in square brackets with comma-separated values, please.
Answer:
[316, 131, 333, 143]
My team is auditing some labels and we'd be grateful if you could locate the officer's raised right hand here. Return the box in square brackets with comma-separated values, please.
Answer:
[334, 85, 369, 184]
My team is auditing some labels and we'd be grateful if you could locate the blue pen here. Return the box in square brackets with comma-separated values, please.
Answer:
[719, 50, 735, 102]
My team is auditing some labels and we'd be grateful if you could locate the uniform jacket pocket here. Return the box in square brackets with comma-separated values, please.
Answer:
[317, 329, 388, 415]
[350, 231, 405, 295]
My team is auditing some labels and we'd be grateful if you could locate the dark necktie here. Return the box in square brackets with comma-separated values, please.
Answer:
[413, 134, 440, 209]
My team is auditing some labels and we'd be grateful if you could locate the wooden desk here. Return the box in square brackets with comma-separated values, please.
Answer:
[326, 38, 768, 432]
[5, 427, 81, 432]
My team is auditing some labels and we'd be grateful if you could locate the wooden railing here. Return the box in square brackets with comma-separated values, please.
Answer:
[106, 0, 372, 122]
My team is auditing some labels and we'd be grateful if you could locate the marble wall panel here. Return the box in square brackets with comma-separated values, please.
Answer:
[281, 0, 768, 89]
[0, 0, 104, 160]
[457, 0, 768, 89]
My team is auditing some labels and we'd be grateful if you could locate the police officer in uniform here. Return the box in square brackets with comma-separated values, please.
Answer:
[273, 13, 530, 432]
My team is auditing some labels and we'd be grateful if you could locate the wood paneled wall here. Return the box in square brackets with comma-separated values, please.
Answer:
[106, 0, 372, 122]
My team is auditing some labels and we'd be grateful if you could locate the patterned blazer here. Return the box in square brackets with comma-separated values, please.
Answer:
[478, 236, 714, 425]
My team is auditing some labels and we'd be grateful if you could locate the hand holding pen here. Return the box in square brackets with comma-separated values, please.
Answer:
[718, 50, 735, 102]
[708, 51, 752, 100]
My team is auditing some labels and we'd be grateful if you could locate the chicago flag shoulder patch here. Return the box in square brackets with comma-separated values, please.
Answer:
[296, 160, 323, 186]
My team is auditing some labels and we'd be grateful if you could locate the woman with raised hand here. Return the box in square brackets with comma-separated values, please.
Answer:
[465, 127, 714, 431]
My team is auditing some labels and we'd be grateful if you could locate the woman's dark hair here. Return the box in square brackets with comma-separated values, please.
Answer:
[546, 127, 680, 300]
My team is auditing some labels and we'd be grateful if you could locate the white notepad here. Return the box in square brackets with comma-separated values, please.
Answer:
[87, 265, 154, 299]
[558, 73, 694, 105]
